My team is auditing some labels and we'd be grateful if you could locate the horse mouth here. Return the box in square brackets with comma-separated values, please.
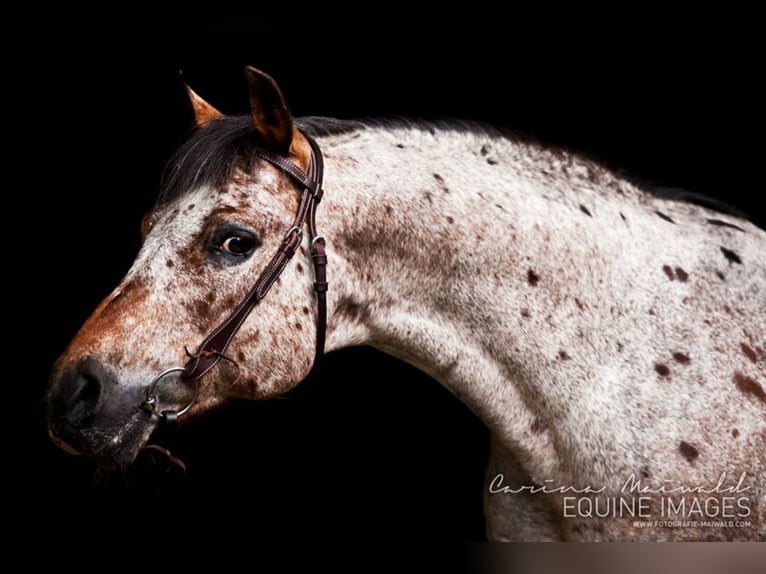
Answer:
[49, 412, 159, 470]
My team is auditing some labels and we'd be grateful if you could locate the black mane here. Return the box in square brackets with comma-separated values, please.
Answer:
[158, 116, 365, 204]
[161, 116, 261, 204]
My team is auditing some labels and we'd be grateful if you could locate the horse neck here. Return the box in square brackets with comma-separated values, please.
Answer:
[300, 123, 766, 509]
[316, 124, 645, 436]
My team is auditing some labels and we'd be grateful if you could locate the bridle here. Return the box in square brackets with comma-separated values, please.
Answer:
[141, 132, 327, 455]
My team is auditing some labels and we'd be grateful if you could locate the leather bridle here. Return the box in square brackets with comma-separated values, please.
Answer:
[142, 132, 327, 436]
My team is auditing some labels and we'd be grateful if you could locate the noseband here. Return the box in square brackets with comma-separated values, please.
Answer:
[142, 132, 327, 433]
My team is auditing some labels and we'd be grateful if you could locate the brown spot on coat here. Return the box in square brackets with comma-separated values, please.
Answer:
[674, 267, 688, 282]
[166, 259, 174, 268]
[194, 298, 212, 321]
[707, 219, 745, 232]
[733, 371, 765, 403]
[296, 263, 304, 274]
[655, 211, 675, 224]
[731, 428, 739, 438]
[446, 216, 454, 224]
[335, 296, 373, 323]
[662, 265, 675, 280]
[672, 352, 691, 365]
[302, 306, 310, 315]
[527, 269, 540, 286]
[244, 330, 261, 345]
[433, 173, 450, 193]
[520, 308, 531, 319]
[741, 343, 758, 363]
[178, 229, 206, 270]
[574, 298, 586, 311]
[679, 441, 699, 463]
[654, 363, 670, 377]
[530, 419, 546, 434]
[640, 466, 651, 478]
[213, 205, 238, 216]
[720, 246, 742, 265]
[579, 205, 592, 217]
[243, 379, 259, 395]
[715, 271, 726, 281]
[558, 350, 571, 361]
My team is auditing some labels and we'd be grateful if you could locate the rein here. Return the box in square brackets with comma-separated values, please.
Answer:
[140, 132, 327, 467]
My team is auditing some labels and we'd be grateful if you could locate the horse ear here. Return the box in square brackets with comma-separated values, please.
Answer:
[184, 82, 223, 128]
[244, 66, 310, 170]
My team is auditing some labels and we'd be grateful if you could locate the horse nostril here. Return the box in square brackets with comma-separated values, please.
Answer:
[48, 358, 113, 427]
[68, 371, 102, 421]
[46, 357, 125, 456]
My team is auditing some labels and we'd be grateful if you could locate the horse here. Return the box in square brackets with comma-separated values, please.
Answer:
[45, 67, 765, 541]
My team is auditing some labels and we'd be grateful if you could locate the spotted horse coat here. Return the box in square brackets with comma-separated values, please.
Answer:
[46, 68, 765, 541]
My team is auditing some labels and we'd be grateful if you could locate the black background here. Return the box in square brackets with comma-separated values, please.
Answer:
[22, 10, 762, 546]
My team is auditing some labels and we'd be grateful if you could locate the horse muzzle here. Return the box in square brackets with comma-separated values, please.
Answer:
[45, 357, 154, 464]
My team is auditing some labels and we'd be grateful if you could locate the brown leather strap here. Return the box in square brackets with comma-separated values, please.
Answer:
[311, 239, 327, 368]
[182, 133, 327, 383]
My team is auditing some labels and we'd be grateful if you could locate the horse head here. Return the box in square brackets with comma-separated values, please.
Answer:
[45, 68, 324, 466]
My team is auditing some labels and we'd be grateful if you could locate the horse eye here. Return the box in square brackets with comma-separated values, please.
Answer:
[218, 232, 258, 257]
